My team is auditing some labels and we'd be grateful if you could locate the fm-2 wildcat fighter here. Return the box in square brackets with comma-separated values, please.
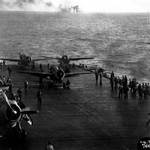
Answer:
[0, 90, 37, 141]
[19, 65, 92, 89]
[0, 53, 46, 68]
[42, 55, 94, 72]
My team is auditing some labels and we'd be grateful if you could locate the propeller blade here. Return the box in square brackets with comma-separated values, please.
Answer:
[27, 119, 32, 125]
[21, 107, 38, 114]
[22, 114, 33, 125]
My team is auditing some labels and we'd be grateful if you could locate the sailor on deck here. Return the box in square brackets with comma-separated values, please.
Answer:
[45, 141, 55, 150]
[95, 69, 99, 85]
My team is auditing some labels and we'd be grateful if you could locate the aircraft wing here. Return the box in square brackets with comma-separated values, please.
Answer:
[83, 67, 111, 79]
[0, 58, 19, 62]
[18, 71, 50, 78]
[32, 58, 48, 61]
[41, 56, 60, 60]
[69, 57, 94, 61]
[65, 72, 92, 77]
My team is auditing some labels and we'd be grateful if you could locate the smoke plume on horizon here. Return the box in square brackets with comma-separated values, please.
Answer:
[0, 0, 64, 12]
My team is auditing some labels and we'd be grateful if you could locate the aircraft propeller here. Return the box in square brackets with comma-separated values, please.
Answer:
[0, 90, 37, 128]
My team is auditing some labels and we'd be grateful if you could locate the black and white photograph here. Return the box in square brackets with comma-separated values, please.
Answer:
[0, 0, 150, 150]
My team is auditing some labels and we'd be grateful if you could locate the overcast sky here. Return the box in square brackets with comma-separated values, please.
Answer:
[0, 0, 150, 13]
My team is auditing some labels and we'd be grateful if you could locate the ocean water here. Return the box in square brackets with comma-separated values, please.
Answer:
[0, 11, 150, 82]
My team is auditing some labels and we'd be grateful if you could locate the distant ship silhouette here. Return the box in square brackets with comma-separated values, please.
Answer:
[59, 4, 79, 13]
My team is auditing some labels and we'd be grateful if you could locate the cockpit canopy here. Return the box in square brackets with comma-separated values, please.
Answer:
[19, 53, 32, 66]
[60, 55, 70, 64]
[48, 66, 65, 83]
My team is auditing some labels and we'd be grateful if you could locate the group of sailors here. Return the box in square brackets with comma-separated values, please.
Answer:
[64, 63, 150, 100]
[94, 68, 150, 100]
[110, 72, 150, 99]
[95, 67, 104, 86]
